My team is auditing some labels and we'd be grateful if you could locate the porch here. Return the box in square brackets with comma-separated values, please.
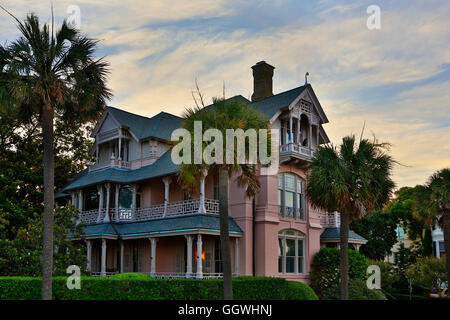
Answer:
[85, 232, 241, 279]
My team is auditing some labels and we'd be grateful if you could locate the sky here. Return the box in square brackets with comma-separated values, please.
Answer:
[0, 0, 449, 188]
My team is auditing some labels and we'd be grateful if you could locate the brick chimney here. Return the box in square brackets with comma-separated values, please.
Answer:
[251, 61, 275, 102]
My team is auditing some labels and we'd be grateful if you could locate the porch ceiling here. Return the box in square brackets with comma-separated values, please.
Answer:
[72, 214, 243, 240]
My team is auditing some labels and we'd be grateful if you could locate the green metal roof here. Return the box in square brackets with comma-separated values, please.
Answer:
[250, 85, 308, 119]
[320, 227, 368, 243]
[108, 107, 183, 141]
[62, 149, 180, 192]
[75, 214, 243, 238]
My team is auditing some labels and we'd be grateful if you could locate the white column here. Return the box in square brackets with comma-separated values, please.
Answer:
[104, 183, 111, 223]
[198, 170, 207, 214]
[150, 238, 158, 276]
[120, 241, 124, 273]
[101, 239, 107, 277]
[118, 129, 122, 160]
[289, 116, 293, 144]
[86, 240, 92, 271]
[131, 184, 137, 221]
[436, 241, 441, 258]
[162, 177, 172, 217]
[234, 238, 240, 276]
[71, 192, 76, 206]
[316, 126, 319, 146]
[97, 185, 104, 223]
[196, 234, 203, 279]
[115, 184, 120, 222]
[78, 190, 83, 211]
[185, 235, 193, 277]
[309, 120, 313, 149]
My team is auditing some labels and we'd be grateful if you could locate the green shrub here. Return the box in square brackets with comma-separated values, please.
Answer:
[367, 259, 396, 289]
[321, 278, 386, 300]
[285, 281, 318, 300]
[405, 257, 447, 296]
[310, 248, 369, 296]
[0, 276, 317, 300]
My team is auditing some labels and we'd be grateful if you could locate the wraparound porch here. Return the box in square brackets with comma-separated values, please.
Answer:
[83, 232, 241, 279]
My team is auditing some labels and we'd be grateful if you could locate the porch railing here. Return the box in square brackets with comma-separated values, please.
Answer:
[79, 198, 220, 225]
[90, 272, 238, 279]
[319, 212, 341, 228]
[280, 143, 315, 158]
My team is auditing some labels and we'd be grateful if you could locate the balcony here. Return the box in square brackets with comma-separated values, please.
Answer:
[79, 198, 220, 225]
[88, 158, 131, 172]
[280, 143, 316, 161]
[319, 212, 341, 228]
[278, 205, 305, 220]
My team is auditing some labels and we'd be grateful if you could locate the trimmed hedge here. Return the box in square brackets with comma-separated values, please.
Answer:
[0, 276, 318, 300]
[286, 281, 318, 300]
[321, 279, 387, 300]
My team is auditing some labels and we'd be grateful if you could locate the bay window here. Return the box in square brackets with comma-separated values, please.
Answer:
[278, 230, 305, 274]
[278, 173, 305, 220]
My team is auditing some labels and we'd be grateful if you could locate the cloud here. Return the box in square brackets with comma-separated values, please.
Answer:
[0, 0, 449, 187]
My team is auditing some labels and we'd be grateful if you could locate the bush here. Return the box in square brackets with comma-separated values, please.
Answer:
[367, 259, 396, 289]
[405, 257, 447, 296]
[310, 248, 369, 296]
[321, 279, 386, 300]
[0, 276, 317, 300]
[285, 281, 318, 300]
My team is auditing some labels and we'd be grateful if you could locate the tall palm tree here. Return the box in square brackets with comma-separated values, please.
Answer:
[0, 9, 111, 299]
[413, 168, 450, 290]
[176, 95, 269, 300]
[307, 135, 395, 299]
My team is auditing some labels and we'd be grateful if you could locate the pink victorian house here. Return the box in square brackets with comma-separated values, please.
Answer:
[59, 61, 366, 283]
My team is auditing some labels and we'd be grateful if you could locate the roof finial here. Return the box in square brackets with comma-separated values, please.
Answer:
[305, 72, 310, 85]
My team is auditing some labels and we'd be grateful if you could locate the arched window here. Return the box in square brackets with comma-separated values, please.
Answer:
[278, 230, 305, 274]
[278, 173, 305, 220]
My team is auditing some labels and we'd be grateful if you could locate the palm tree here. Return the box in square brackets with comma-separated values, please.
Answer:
[0, 9, 111, 299]
[176, 94, 269, 300]
[413, 168, 450, 290]
[307, 135, 395, 299]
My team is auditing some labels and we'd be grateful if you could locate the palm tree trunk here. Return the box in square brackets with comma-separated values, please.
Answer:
[218, 169, 232, 300]
[41, 103, 54, 300]
[340, 211, 349, 300]
[443, 210, 450, 298]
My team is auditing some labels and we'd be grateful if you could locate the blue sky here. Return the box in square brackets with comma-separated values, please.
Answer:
[0, 0, 449, 188]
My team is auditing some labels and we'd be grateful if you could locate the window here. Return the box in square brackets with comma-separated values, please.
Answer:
[278, 173, 305, 220]
[278, 230, 305, 274]
[84, 187, 99, 211]
[119, 185, 133, 219]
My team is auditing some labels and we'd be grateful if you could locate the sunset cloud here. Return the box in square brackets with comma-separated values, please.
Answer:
[0, 0, 448, 188]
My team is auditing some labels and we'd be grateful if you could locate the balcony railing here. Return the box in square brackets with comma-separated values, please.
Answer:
[90, 272, 238, 278]
[278, 205, 305, 220]
[79, 198, 220, 225]
[319, 212, 341, 228]
[280, 143, 315, 158]
[88, 159, 131, 172]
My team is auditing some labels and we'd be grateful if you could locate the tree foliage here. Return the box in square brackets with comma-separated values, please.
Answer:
[350, 211, 398, 260]
[0, 206, 87, 276]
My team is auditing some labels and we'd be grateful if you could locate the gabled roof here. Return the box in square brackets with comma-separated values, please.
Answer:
[250, 85, 308, 119]
[320, 227, 368, 243]
[62, 150, 180, 192]
[93, 107, 182, 142]
[73, 214, 243, 239]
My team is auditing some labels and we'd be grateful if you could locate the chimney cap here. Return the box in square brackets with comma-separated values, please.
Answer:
[252, 61, 275, 70]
